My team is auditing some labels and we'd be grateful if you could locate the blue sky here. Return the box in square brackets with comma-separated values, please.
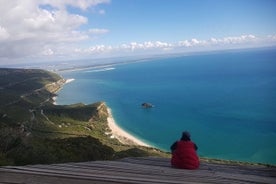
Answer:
[0, 0, 276, 64]
[87, 0, 276, 45]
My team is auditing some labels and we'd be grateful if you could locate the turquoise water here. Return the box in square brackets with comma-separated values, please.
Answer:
[56, 48, 276, 164]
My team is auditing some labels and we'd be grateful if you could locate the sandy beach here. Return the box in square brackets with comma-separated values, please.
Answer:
[56, 76, 150, 147]
[106, 108, 150, 147]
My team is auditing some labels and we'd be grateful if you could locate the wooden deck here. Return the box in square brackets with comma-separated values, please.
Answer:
[0, 157, 275, 184]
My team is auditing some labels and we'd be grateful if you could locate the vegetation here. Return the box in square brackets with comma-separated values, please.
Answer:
[0, 68, 168, 166]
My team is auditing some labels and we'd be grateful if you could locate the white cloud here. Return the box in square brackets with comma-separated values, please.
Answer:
[178, 38, 207, 47]
[40, 0, 110, 10]
[0, 0, 109, 60]
[267, 34, 276, 41]
[120, 41, 173, 51]
[210, 38, 218, 44]
[178, 34, 261, 48]
[0, 0, 275, 63]
[76, 45, 113, 54]
[178, 40, 192, 47]
[191, 38, 200, 45]
[0, 26, 10, 40]
[72, 34, 276, 57]
[98, 9, 106, 15]
[89, 28, 109, 34]
[74, 41, 174, 55]
[222, 35, 256, 44]
[42, 48, 54, 56]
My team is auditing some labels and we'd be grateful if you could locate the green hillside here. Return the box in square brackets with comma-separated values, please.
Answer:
[0, 68, 167, 166]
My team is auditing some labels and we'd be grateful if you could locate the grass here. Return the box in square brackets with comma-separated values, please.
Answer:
[0, 68, 168, 166]
[2, 68, 269, 167]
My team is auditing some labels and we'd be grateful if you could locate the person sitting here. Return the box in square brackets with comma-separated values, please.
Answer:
[170, 131, 200, 169]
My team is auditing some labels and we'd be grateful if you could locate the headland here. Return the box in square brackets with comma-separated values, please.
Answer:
[0, 68, 166, 166]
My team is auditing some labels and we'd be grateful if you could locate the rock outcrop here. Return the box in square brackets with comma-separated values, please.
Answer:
[141, 103, 153, 108]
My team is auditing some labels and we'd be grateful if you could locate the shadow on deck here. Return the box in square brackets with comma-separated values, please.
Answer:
[0, 157, 275, 184]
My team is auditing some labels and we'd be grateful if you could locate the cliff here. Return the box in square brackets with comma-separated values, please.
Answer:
[0, 68, 166, 166]
[1, 68, 274, 168]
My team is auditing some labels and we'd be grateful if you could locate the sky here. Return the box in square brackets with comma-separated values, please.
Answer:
[0, 0, 276, 65]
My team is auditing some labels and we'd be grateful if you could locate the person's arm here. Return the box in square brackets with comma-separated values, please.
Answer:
[194, 143, 198, 151]
[170, 141, 178, 152]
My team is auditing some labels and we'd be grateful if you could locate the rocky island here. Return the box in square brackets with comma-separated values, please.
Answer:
[141, 102, 154, 108]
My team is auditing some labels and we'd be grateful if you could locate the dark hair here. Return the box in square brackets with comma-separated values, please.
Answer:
[180, 131, 191, 141]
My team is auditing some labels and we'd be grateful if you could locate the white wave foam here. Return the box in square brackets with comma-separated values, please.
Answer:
[84, 67, 115, 73]
[65, 78, 75, 83]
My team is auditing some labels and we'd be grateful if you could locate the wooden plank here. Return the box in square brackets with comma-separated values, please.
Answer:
[0, 157, 275, 184]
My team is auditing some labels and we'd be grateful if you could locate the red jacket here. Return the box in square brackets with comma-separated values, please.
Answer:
[171, 141, 199, 169]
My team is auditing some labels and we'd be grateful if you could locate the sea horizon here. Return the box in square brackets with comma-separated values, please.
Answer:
[56, 48, 276, 165]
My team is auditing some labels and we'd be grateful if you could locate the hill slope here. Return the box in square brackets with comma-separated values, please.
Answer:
[0, 68, 166, 166]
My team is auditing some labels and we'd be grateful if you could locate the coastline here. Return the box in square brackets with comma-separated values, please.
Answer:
[54, 61, 276, 165]
[54, 74, 151, 148]
[106, 108, 151, 147]
[52, 78, 75, 105]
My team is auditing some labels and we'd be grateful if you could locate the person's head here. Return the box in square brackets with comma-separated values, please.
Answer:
[181, 131, 191, 141]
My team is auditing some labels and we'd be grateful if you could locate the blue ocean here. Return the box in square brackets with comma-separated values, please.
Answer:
[56, 48, 276, 165]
